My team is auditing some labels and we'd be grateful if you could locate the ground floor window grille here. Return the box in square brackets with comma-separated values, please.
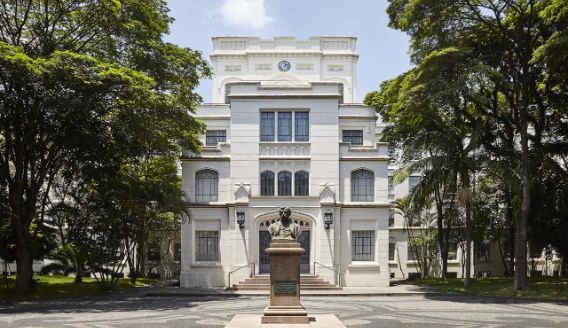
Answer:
[351, 230, 375, 261]
[195, 231, 219, 261]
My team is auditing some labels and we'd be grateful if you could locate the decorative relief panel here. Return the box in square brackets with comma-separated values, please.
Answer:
[319, 184, 336, 205]
[219, 40, 247, 50]
[296, 63, 313, 70]
[259, 144, 310, 157]
[322, 40, 349, 50]
[327, 64, 344, 72]
[234, 183, 251, 204]
[255, 63, 272, 71]
[224, 65, 242, 72]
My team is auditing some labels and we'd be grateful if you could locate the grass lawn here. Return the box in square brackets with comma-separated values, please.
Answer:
[0, 275, 155, 301]
[407, 277, 568, 301]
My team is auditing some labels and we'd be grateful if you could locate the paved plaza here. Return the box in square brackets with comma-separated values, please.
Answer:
[1, 294, 568, 328]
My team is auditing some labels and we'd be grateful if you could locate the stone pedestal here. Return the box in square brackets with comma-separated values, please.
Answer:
[261, 240, 309, 324]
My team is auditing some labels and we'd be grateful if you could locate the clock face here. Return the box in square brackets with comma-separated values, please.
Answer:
[278, 60, 291, 72]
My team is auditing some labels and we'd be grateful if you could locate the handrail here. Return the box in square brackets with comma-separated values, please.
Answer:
[313, 261, 342, 287]
[227, 262, 255, 288]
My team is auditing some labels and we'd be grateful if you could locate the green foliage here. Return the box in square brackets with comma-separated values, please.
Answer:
[0, 0, 210, 291]
[375, 0, 568, 289]
[0, 275, 155, 301]
[410, 277, 568, 301]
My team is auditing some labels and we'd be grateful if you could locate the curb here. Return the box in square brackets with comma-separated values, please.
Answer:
[144, 292, 438, 297]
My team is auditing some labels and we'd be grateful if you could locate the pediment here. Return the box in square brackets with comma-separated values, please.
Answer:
[319, 183, 336, 205]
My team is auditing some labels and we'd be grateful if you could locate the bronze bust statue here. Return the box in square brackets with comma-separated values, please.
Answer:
[268, 207, 301, 241]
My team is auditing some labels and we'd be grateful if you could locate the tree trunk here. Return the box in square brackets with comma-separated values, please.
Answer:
[14, 225, 33, 291]
[514, 109, 531, 290]
[505, 185, 515, 277]
[435, 188, 448, 279]
[462, 170, 472, 287]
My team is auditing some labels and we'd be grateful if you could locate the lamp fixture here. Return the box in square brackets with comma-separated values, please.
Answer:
[236, 210, 245, 229]
[324, 210, 333, 229]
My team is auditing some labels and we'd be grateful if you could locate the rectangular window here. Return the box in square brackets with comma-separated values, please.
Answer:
[195, 231, 220, 262]
[389, 243, 395, 261]
[206, 130, 226, 146]
[389, 210, 395, 227]
[409, 176, 421, 192]
[260, 112, 275, 141]
[342, 130, 363, 145]
[147, 244, 160, 261]
[278, 112, 292, 141]
[174, 243, 181, 261]
[388, 176, 395, 201]
[294, 112, 309, 141]
[408, 246, 416, 261]
[448, 243, 458, 260]
[351, 230, 375, 261]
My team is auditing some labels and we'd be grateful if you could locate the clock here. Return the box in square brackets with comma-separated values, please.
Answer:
[278, 60, 291, 72]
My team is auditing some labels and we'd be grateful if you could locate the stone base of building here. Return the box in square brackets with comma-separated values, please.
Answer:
[226, 314, 345, 328]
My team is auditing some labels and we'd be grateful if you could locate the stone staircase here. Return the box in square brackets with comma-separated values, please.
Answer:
[231, 274, 342, 291]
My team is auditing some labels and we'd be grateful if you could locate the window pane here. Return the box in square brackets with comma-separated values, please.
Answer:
[206, 130, 226, 146]
[261, 112, 275, 141]
[388, 176, 395, 200]
[342, 130, 363, 145]
[409, 176, 421, 192]
[351, 231, 375, 261]
[351, 169, 374, 202]
[196, 170, 218, 202]
[278, 112, 292, 141]
[294, 171, 309, 196]
[389, 243, 395, 261]
[261, 171, 275, 196]
[195, 230, 219, 261]
[278, 171, 292, 196]
[295, 112, 309, 141]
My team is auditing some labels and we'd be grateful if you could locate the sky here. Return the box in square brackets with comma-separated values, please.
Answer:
[164, 0, 413, 103]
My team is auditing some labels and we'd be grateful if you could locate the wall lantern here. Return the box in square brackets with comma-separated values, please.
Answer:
[324, 210, 333, 229]
[236, 210, 246, 229]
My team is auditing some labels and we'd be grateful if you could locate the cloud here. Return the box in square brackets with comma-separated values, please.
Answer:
[219, 0, 273, 29]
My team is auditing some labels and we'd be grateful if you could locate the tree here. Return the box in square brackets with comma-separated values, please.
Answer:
[0, 1, 209, 291]
[381, 0, 567, 290]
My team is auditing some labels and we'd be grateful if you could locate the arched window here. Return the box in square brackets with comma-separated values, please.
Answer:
[195, 169, 218, 202]
[260, 171, 275, 196]
[351, 169, 374, 202]
[278, 171, 292, 196]
[294, 171, 309, 196]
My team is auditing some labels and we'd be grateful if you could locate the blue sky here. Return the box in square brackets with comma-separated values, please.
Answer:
[165, 0, 412, 103]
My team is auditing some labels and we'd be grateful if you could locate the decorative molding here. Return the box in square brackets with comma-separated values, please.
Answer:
[219, 40, 246, 50]
[224, 65, 242, 72]
[319, 183, 336, 205]
[322, 40, 349, 50]
[234, 183, 251, 204]
[296, 63, 313, 70]
[327, 64, 344, 72]
[255, 63, 272, 71]
[259, 143, 311, 157]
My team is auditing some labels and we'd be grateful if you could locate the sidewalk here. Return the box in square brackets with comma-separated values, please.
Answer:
[142, 284, 439, 297]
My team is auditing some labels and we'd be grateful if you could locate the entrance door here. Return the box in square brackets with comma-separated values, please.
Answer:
[258, 229, 311, 274]
[298, 230, 310, 273]
[259, 230, 271, 274]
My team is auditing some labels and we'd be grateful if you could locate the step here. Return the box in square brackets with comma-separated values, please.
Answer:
[241, 278, 327, 284]
[231, 284, 342, 290]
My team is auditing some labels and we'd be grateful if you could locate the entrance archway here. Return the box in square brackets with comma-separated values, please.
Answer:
[258, 217, 311, 274]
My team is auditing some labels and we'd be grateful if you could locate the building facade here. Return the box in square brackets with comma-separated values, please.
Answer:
[179, 36, 562, 288]
[180, 36, 391, 287]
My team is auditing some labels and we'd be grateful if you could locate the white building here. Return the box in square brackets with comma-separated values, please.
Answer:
[180, 36, 391, 287]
